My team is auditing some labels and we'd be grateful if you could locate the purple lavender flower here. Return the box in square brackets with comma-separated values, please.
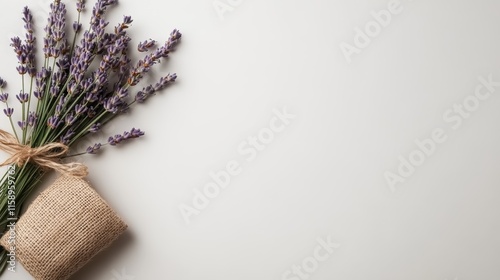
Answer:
[127, 29, 182, 86]
[44, 1, 66, 58]
[76, 0, 86, 13]
[47, 115, 59, 129]
[117, 87, 128, 99]
[129, 128, 145, 138]
[16, 92, 29, 103]
[108, 134, 122, 146]
[56, 54, 70, 70]
[50, 85, 58, 97]
[34, 69, 48, 99]
[0, 78, 6, 88]
[10, 37, 24, 59]
[89, 123, 101, 133]
[86, 143, 102, 154]
[28, 112, 37, 127]
[85, 91, 99, 103]
[138, 39, 156, 52]
[0, 93, 8, 103]
[33, 91, 43, 99]
[73, 21, 82, 33]
[75, 103, 88, 115]
[16, 65, 27, 75]
[134, 73, 177, 103]
[154, 73, 177, 91]
[107, 128, 145, 146]
[114, 16, 133, 37]
[65, 113, 76, 126]
[103, 96, 124, 113]
[87, 106, 97, 118]
[22, 7, 34, 35]
[22, 7, 36, 76]
[3, 108, 14, 117]
[17, 121, 27, 130]
[61, 129, 75, 145]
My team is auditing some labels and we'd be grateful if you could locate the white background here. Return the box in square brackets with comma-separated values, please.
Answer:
[1, 0, 500, 279]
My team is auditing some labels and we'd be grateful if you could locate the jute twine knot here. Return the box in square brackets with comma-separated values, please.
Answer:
[0, 129, 88, 177]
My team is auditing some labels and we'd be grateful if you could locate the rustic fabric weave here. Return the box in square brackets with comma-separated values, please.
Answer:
[0, 176, 127, 280]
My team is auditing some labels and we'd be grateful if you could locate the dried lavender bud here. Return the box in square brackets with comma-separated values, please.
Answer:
[61, 129, 75, 145]
[76, 0, 86, 13]
[103, 96, 123, 114]
[10, 37, 23, 57]
[34, 91, 43, 100]
[22, 7, 34, 35]
[27, 66, 37, 77]
[75, 104, 88, 115]
[16, 65, 27, 75]
[134, 73, 177, 103]
[127, 29, 182, 86]
[89, 123, 101, 133]
[22, 6, 36, 76]
[16, 92, 29, 103]
[154, 73, 177, 91]
[129, 128, 145, 138]
[65, 113, 76, 126]
[116, 87, 128, 99]
[50, 85, 58, 97]
[3, 108, 14, 117]
[0, 78, 6, 88]
[86, 143, 102, 154]
[107, 128, 145, 146]
[138, 39, 156, 52]
[114, 15, 133, 37]
[47, 115, 59, 129]
[85, 91, 99, 103]
[108, 134, 123, 145]
[17, 121, 27, 130]
[28, 112, 38, 127]
[73, 21, 82, 33]
[56, 55, 70, 70]
[87, 106, 97, 118]
[134, 91, 147, 103]
[43, 2, 59, 57]
[0, 93, 8, 103]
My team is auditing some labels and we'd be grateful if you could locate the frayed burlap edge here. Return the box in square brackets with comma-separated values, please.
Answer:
[0, 176, 127, 280]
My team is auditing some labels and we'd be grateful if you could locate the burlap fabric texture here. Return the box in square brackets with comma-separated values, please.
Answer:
[0, 176, 127, 280]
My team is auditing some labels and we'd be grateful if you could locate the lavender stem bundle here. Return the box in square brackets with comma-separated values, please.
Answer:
[0, 0, 181, 273]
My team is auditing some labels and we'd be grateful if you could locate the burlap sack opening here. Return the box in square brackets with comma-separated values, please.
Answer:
[0, 176, 127, 280]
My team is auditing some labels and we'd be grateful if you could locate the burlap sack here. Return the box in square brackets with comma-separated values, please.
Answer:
[0, 176, 127, 280]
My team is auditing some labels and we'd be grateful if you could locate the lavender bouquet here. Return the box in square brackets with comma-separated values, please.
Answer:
[0, 0, 180, 273]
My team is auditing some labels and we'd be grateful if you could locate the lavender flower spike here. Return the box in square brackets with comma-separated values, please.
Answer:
[22, 6, 36, 76]
[134, 73, 177, 103]
[107, 128, 145, 146]
[127, 29, 182, 86]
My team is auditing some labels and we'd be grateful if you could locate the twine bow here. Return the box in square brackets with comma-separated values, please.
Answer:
[0, 129, 88, 177]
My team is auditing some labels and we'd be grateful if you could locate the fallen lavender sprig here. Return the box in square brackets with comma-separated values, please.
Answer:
[0, 0, 181, 273]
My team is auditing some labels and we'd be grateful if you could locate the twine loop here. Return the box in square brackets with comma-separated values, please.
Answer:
[0, 129, 88, 177]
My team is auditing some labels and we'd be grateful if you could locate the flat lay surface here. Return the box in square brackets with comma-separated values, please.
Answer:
[1, 0, 500, 279]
